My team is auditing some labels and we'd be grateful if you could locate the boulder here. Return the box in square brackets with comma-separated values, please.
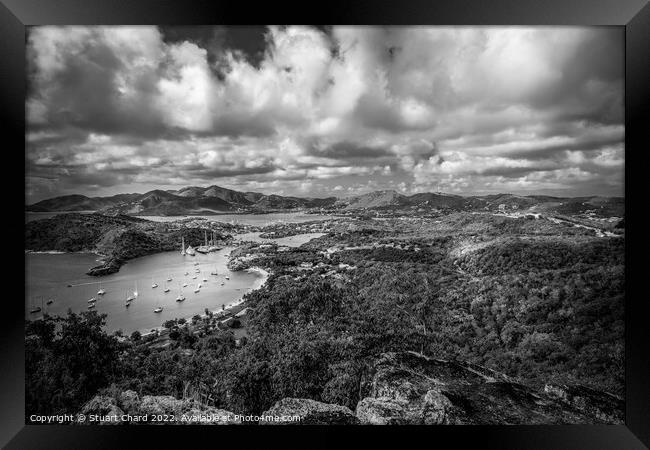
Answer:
[140, 395, 185, 416]
[79, 391, 240, 425]
[79, 395, 124, 425]
[544, 384, 624, 423]
[355, 351, 624, 425]
[260, 398, 359, 425]
[118, 390, 140, 413]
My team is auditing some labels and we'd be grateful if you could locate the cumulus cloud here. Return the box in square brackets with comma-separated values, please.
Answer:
[26, 26, 623, 202]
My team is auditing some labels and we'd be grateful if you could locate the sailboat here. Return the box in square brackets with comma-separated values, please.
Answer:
[208, 231, 221, 252]
[211, 265, 218, 276]
[194, 283, 200, 293]
[133, 281, 139, 298]
[127, 285, 135, 302]
[163, 280, 170, 293]
[202, 271, 207, 282]
[29, 297, 42, 314]
[180, 236, 186, 255]
[125, 290, 132, 307]
[196, 230, 209, 254]
[151, 278, 158, 289]
[166, 272, 172, 282]
[97, 282, 105, 296]
[186, 245, 196, 256]
[176, 283, 186, 302]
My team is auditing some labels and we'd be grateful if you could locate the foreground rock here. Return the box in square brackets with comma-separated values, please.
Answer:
[79, 390, 240, 425]
[260, 398, 359, 425]
[355, 351, 624, 425]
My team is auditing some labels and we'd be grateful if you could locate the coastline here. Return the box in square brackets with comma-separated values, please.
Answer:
[138, 265, 270, 338]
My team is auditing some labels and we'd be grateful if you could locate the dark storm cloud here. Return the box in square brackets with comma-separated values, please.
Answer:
[159, 25, 268, 69]
[307, 141, 394, 159]
[190, 165, 277, 179]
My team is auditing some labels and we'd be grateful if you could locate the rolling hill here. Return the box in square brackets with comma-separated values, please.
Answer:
[26, 185, 624, 218]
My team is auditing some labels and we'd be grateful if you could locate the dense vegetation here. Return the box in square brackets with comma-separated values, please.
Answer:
[25, 216, 625, 419]
[25, 213, 231, 275]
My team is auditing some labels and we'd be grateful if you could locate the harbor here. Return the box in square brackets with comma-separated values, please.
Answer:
[25, 243, 264, 334]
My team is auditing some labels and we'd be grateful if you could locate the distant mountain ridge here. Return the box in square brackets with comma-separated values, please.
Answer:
[27, 185, 339, 216]
[26, 185, 624, 217]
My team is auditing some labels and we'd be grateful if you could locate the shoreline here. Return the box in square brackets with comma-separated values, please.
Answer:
[138, 266, 270, 338]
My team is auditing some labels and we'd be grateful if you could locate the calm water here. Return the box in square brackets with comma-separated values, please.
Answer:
[139, 212, 332, 225]
[237, 232, 326, 247]
[25, 247, 265, 334]
[25, 211, 95, 222]
[25, 230, 324, 333]
[26, 211, 332, 225]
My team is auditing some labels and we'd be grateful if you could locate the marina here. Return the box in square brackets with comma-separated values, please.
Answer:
[25, 244, 266, 334]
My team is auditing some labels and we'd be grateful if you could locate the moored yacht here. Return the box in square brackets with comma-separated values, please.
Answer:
[29, 297, 43, 314]
[176, 284, 186, 302]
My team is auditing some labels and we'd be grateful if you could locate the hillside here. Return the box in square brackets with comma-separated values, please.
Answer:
[27, 185, 624, 218]
[24, 213, 232, 276]
[27, 185, 337, 216]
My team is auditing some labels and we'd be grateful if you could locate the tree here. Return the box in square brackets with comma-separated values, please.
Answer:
[25, 311, 121, 416]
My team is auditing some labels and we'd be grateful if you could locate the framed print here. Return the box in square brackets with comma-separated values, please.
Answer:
[2, 0, 649, 448]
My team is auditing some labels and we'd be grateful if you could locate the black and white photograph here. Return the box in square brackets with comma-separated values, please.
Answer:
[24, 25, 625, 426]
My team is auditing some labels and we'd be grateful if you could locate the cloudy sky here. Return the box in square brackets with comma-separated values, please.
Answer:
[26, 26, 624, 203]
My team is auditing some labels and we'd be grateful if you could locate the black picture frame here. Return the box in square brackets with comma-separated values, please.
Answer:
[4, 1, 649, 448]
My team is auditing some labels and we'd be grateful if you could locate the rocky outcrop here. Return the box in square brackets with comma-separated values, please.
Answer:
[227, 255, 259, 271]
[260, 398, 359, 425]
[355, 351, 624, 425]
[79, 390, 240, 425]
[78, 353, 624, 426]
[79, 395, 124, 420]
[86, 258, 121, 276]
